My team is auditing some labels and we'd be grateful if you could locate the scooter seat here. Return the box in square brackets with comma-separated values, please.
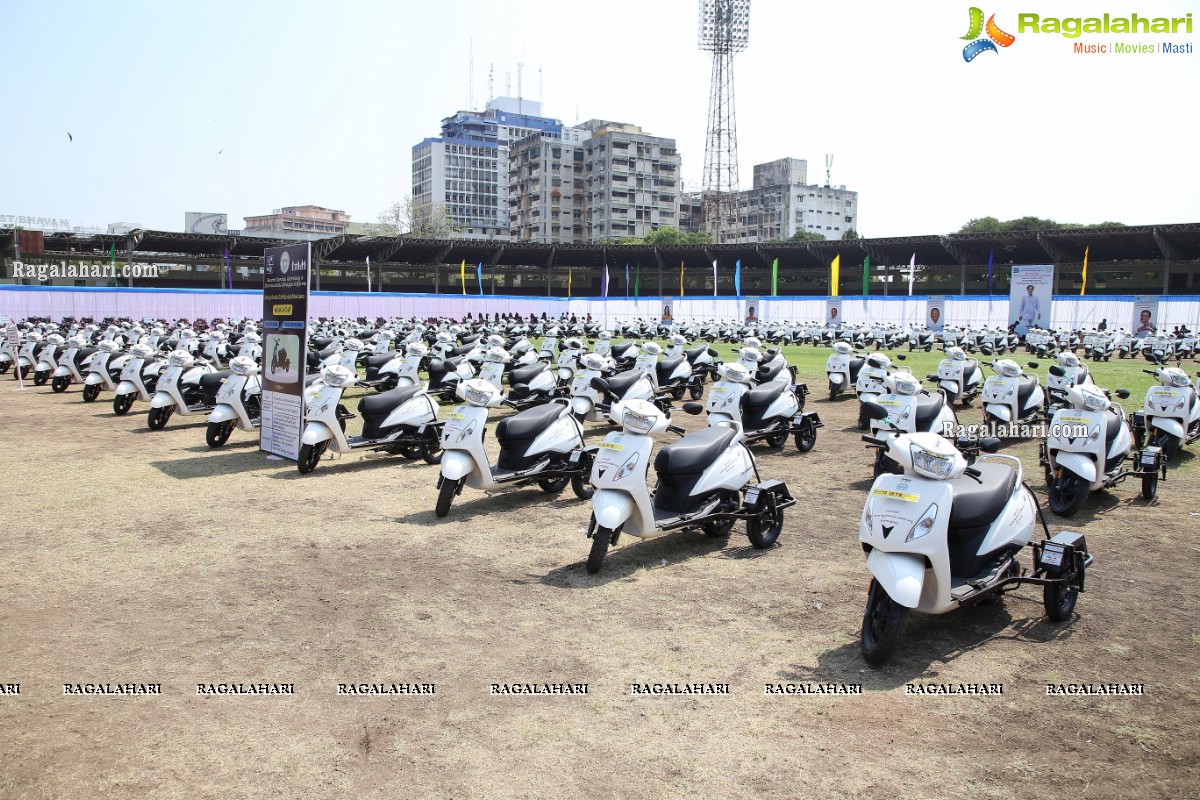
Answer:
[605, 369, 644, 397]
[654, 426, 737, 476]
[914, 392, 946, 427]
[200, 370, 232, 406]
[684, 344, 709, 364]
[613, 340, 634, 353]
[1104, 408, 1123, 443]
[496, 402, 562, 442]
[963, 361, 978, 380]
[656, 356, 685, 383]
[358, 385, 423, 415]
[364, 352, 395, 369]
[449, 344, 476, 358]
[756, 360, 786, 384]
[848, 357, 865, 382]
[948, 461, 1018, 531]
[744, 382, 787, 408]
[1017, 375, 1038, 405]
[509, 362, 547, 387]
[459, 333, 482, 346]
[312, 337, 334, 352]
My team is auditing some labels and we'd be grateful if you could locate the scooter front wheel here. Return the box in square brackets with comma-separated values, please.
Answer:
[297, 442, 326, 474]
[113, 393, 134, 416]
[52, 376, 70, 393]
[147, 406, 172, 430]
[206, 420, 235, 448]
[861, 579, 910, 665]
[82, 384, 100, 403]
[1043, 581, 1078, 622]
[586, 525, 618, 574]
[33, 370, 48, 386]
[435, 477, 461, 517]
[1047, 471, 1088, 517]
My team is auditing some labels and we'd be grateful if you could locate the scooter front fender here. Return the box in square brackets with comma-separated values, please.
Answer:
[1054, 450, 1097, 483]
[939, 380, 960, 396]
[571, 396, 593, 417]
[828, 373, 845, 386]
[84, 373, 104, 386]
[149, 391, 175, 409]
[115, 380, 138, 395]
[301, 421, 334, 446]
[985, 404, 1012, 422]
[866, 548, 926, 609]
[1149, 417, 1185, 439]
[209, 404, 239, 424]
[592, 489, 635, 533]
[439, 450, 477, 482]
[52, 365, 71, 378]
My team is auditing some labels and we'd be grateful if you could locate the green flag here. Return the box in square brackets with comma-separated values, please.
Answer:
[771, 258, 778, 296]
[634, 264, 640, 297]
[109, 242, 119, 286]
[862, 256, 870, 297]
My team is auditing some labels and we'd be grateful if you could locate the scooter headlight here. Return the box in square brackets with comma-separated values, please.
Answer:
[1082, 392, 1107, 412]
[464, 385, 493, 406]
[862, 504, 874, 533]
[621, 407, 657, 435]
[614, 452, 640, 481]
[906, 503, 939, 543]
[910, 445, 954, 480]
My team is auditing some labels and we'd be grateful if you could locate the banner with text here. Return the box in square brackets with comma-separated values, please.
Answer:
[261, 244, 311, 460]
[1009, 265, 1055, 336]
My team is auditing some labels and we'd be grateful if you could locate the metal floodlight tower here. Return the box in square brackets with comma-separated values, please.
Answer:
[699, 0, 750, 243]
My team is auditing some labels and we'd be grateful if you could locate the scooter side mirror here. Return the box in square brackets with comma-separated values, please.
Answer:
[862, 400, 889, 421]
[1048, 365, 1066, 377]
[926, 374, 938, 381]
[707, 347, 719, 358]
[682, 402, 703, 415]
[896, 354, 906, 361]
[589, 376, 611, 393]
[1115, 389, 1131, 399]
[980, 437, 1002, 453]
[1027, 361, 1040, 369]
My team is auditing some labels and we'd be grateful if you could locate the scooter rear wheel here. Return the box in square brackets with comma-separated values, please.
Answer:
[688, 381, 705, 401]
[33, 370, 48, 386]
[537, 476, 569, 494]
[795, 425, 817, 453]
[860, 579, 910, 665]
[421, 442, 443, 465]
[764, 427, 790, 448]
[586, 526, 617, 574]
[746, 498, 784, 548]
[113, 393, 134, 416]
[52, 376, 70, 393]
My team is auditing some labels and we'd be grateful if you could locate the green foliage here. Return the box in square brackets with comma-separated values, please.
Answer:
[841, 227, 860, 241]
[616, 228, 713, 246]
[958, 217, 1125, 234]
[786, 230, 827, 242]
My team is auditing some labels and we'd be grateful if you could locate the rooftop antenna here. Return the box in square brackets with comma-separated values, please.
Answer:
[538, 63, 543, 107]
[825, 153, 834, 186]
[487, 64, 494, 105]
[468, 40, 475, 110]
[517, 62, 523, 114]
[505, 69, 511, 97]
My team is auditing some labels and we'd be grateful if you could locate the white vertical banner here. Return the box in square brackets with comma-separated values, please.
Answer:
[1132, 296, 1159, 338]
[712, 259, 718, 297]
[1009, 265, 1054, 336]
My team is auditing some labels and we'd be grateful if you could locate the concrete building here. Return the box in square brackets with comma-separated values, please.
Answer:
[243, 205, 350, 238]
[577, 120, 681, 242]
[413, 97, 562, 240]
[680, 158, 859, 242]
[508, 127, 588, 244]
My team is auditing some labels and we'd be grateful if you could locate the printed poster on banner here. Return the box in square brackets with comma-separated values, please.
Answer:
[926, 295, 945, 332]
[826, 298, 843, 330]
[743, 296, 761, 324]
[261, 243, 311, 460]
[1009, 265, 1054, 336]
[1132, 296, 1159, 339]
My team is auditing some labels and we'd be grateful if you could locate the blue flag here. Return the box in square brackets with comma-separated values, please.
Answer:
[734, 259, 742, 296]
[477, 262, 484, 295]
[625, 263, 630, 297]
[987, 249, 994, 296]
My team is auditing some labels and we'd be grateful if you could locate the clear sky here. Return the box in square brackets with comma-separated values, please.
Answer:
[2, 0, 1197, 237]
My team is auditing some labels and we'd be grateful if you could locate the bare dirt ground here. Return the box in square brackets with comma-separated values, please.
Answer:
[2, 355, 1199, 799]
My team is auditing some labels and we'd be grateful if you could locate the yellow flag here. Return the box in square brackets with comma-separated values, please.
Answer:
[679, 260, 685, 296]
[460, 260, 466, 295]
[830, 255, 841, 297]
[568, 265, 572, 298]
[1080, 246, 1089, 296]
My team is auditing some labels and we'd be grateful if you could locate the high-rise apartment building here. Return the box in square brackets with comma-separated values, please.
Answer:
[508, 127, 588, 243]
[412, 97, 562, 240]
[578, 120, 680, 242]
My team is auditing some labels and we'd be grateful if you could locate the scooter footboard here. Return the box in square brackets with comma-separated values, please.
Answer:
[866, 549, 926, 609]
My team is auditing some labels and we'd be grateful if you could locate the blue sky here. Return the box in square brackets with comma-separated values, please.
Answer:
[2, 0, 1197, 236]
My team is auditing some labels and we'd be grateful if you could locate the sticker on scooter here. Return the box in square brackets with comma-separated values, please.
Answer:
[870, 488, 919, 502]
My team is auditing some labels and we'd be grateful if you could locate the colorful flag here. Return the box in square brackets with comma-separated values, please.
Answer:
[679, 260, 684, 297]
[771, 257, 779, 296]
[1080, 246, 1089, 296]
[568, 265, 572, 298]
[987, 249, 994, 296]
[602, 263, 609, 298]
[907, 253, 916, 296]
[830, 255, 840, 297]
[366, 255, 371, 292]
[712, 259, 718, 297]
[734, 259, 741, 296]
[862, 256, 870, 297]
[625, 263, 630, 297]
[460, 260, 466, 295]
[476, 262, 483, 295]
[635, 264, 640, 298]
[110, 243, 118, 287]
[224, 247, 231, 290]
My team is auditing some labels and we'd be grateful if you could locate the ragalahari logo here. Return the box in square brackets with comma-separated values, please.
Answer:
[962, 7, 1016, 61]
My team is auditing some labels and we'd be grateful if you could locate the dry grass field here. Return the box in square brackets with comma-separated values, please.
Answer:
[2, 349, 1198, 799]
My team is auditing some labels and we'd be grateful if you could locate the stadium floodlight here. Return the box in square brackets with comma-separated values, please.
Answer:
[698, 0, 750, 54]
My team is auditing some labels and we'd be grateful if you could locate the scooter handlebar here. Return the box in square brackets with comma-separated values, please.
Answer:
[667, 424, 685, 436]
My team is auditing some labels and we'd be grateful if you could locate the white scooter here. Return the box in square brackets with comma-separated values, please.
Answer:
[32, 333, 65, 386]
[1044, 351, 1095, 413]
[981, 359, 1045, 430]
[50, 335, 97, 393]
[929, 347, 982, 406]
[825, 341, 865, 401]
[82, 340, 131, 403]
[583, 398, 796, 574]
[147, 350, 219, 430]
[854, 352, 908, 430]
[684, 362, 821, 452]
[865, 373, 959, 477]
[205, 355, 264, 448]
[435, 378, 594, 517]
[858, 403, 1094, 664]
[112, 343, 166, 415]
[1039, 382, 1160, 516]
[297, 364, 443, 472]
[1131, 365, 1200, 458]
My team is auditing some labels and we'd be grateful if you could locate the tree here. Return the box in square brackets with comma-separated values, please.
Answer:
[841, 227, 860, 241]
[358, 196, 459, 238]
[957, 216, 1125, 234]
[786, 230, 826, 242]
[616, 228, 713, 246]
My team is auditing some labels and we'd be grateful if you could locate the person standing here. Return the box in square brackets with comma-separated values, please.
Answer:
[1018, 285, 1040, 331]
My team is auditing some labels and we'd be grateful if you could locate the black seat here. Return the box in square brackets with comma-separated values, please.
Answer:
[459, 333, 481, 345]
[948, 461, 1017, 530]
[317, 344, 339, 360]
[684, 344, 708, 364]
[358, 385, 423, 415]
[449, 344, 476, 358]
[613, 340, 634, 353]
[1017, 375, 1038, 405]
[496, 402, 563, 442]
[756, 360, 786, 385]
[848, 357, 865, 382]
[75, 347, 96, 365]
[1104, 408, 1123, 443]
[656, 355, 685, 384]
[508, 362, 547, 387]
[744, 382, 787, 408]
[364, 352, 394, 369]
[605, 369, 643, 397]
[914, 392, 946, 427]
[963, 361, 978, 379]
[654, 426, 737, 476]
[312, 337, 334, 352]
[200, 370, 232, 406]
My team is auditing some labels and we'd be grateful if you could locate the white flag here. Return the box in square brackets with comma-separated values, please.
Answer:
[366, 255, 372, 293]
[712, 259, 718, 297]
[907, 253, 915, 296]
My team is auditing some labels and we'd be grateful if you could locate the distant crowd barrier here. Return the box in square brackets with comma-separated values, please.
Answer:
[2, 285, 1199, 331]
